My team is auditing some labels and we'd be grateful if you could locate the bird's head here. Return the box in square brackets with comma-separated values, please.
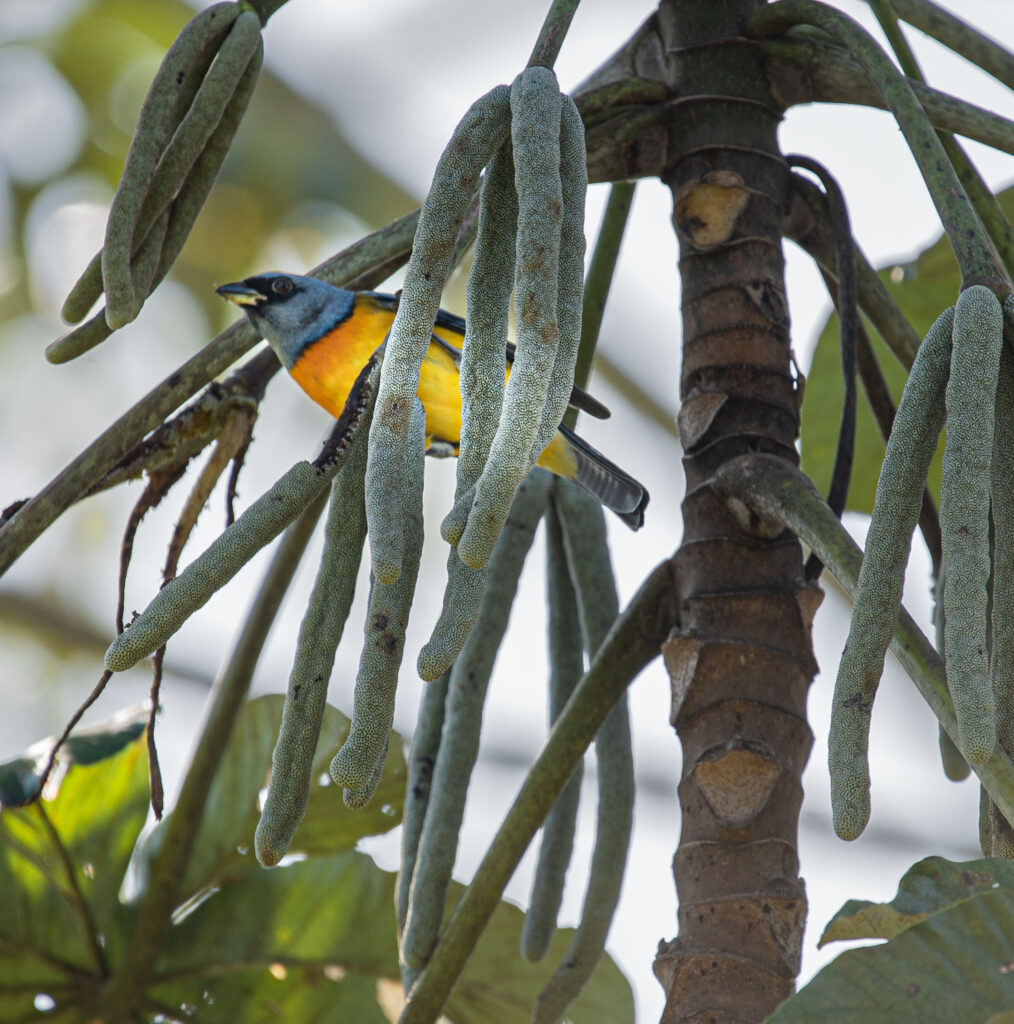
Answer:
[216, 272, 356, 369]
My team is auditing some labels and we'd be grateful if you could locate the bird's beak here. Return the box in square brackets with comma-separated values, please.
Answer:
[216, 281, 266, 307]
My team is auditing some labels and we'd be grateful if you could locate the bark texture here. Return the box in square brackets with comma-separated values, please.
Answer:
[649, 3, 820, 1021]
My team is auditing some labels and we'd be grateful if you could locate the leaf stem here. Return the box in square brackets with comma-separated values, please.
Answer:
[35, 804, 108, 978]
[527, 0, 581, 68]
[566, 181, 636, 428]
[869, 0, 1014, 281]
[760, 37, 1014, 159]
[788, 174, 922, 369]
[882, 0, 1014, 93]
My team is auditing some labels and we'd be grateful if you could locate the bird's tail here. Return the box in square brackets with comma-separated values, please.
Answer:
[557, 424, 649, 530]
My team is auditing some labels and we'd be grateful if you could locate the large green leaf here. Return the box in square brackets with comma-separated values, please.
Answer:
[819, 856, 1014, 946]
[799, 186, 1014, 514]
[151, 852, 397, 1024]
[767, 858, 1014, 1023]
[0, 729, 149, 1020]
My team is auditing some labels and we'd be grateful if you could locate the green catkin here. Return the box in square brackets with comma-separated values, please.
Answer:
[59, 248, 105, 327]
[51, 26, 263, 363]
[992, 310, 1014, 757]
[60, 5, 237, 324]
[422, 140, 518, 676]
[830, 305, 954, 840]
[942, 285, 1002, 763]
[48, 310, 114, 366]
[521, 503, 585, 963]
[152, 38, 262, 284]
[330, 400, 427, 797]
[989, 798, 1014, 859]
[365, 86, 511, 586]
[253, 423, 371, 867]
[982, 300, 1014, 856]
[100, 3, 243, 328]
[537, 480, 633, 1024]
[979, 785, 994, 856]
[131, 11, 262, 278]
[397, 670, 451, 936]
[533, 96, 586, 462]
[934, 566, 971, 781]
[343, 740, 389, 810]
[440, 140, 517, 547]
[457, 68, 564, 570]
[400, 470, 551, 970]
[416, 551, 487, 682]
[534, 704, 631, 1024]
[129, 208, 171, 307]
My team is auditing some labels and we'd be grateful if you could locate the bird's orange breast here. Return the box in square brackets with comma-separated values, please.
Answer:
[287, 295, 576, 477]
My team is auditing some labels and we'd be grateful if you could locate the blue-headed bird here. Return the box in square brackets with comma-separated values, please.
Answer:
[217, 272, 648, 527]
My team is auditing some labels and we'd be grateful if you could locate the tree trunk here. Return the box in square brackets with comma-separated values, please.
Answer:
[650, 2, 820, 1020]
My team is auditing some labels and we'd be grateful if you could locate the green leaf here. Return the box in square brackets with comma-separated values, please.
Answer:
[0, 695, 631, 1022]
[820, 856, 1014, 946]
[140, 694, 406, 901]
[800, 186, 1014, 514]
[767, 857, 1014, 1023]
[0, 733, 149, 1017]
[150, 852, 397, 1024]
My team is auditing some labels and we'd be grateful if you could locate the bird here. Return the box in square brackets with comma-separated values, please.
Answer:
[216, 272, 648, 528]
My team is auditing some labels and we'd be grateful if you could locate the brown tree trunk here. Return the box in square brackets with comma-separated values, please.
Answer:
[650, 2, 821, 1020]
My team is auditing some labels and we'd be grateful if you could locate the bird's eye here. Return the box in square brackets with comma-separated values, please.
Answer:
[272, 276, 294, 296]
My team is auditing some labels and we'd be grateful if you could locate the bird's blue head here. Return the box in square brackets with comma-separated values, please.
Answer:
[216, 272, 356, 369]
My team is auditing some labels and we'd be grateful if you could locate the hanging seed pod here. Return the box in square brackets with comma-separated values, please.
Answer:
[521, 502, 584, 963]
[331, 399, 427, 800]
[62, 2, 240, 325]
[940, 285, 1003, 764]
[440, 140, 517, 548]
[397, 669, 451, 936]
[990, 317, 1014, 759]
[934, 565, 970, 782]
[364, 86, 511, 585]
[829, 306, 954, 840]
[537, 481, 633, 1023]
[254, 422, 370, 867]
[103, 8, 262, 329]
[457, 68, 566, 570]
[104, 361, 379, 672]
[400, 471, 550, 970]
